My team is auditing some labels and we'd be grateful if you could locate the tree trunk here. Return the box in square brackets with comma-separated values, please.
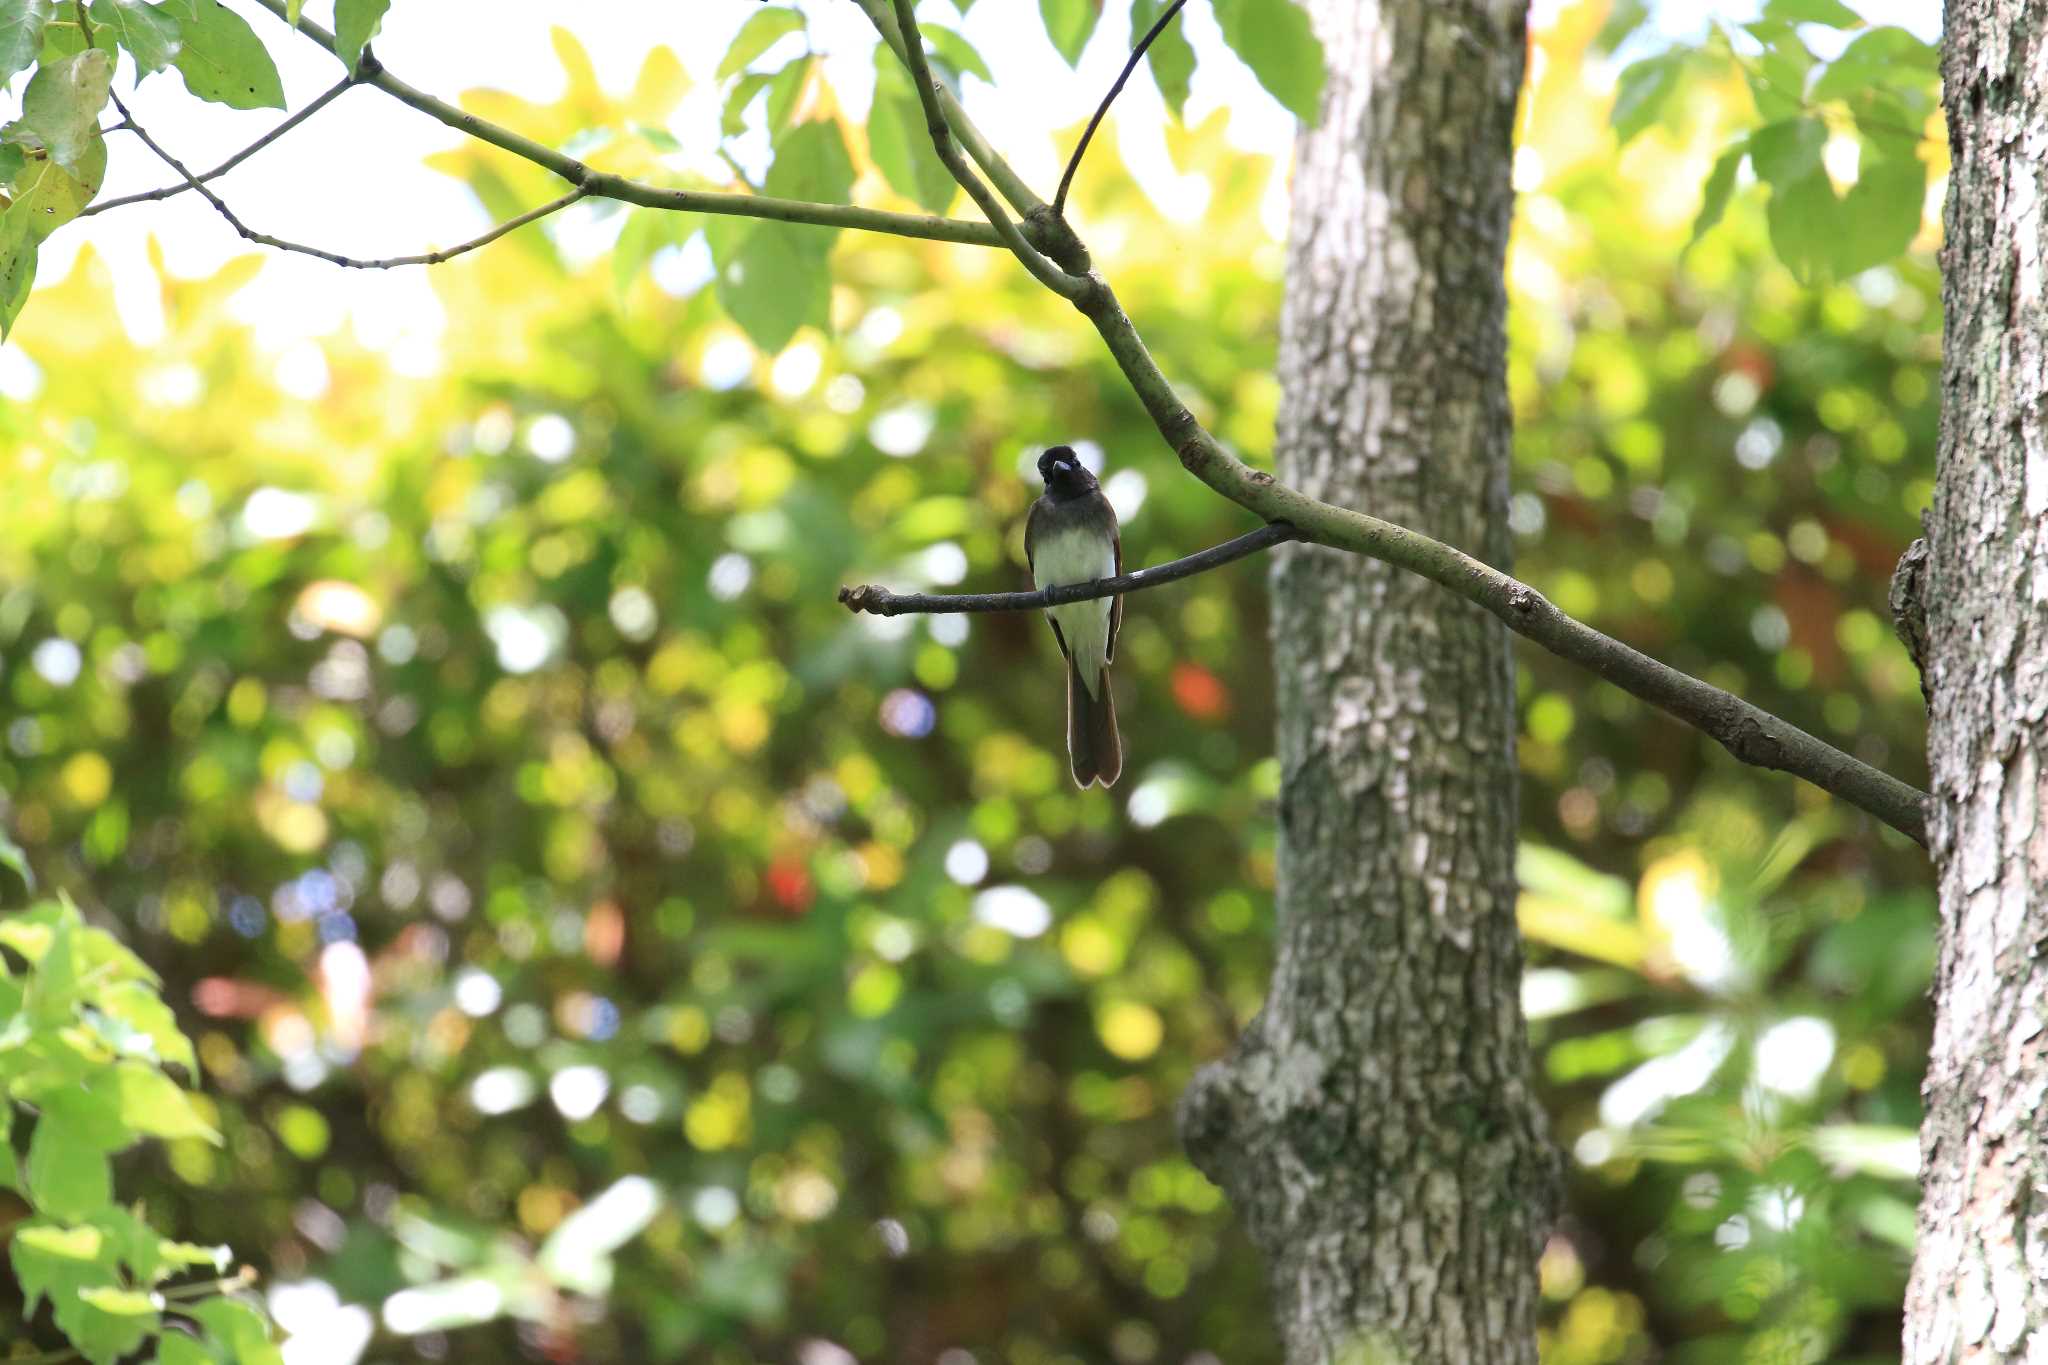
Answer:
[1177, 3, 1554, 1362]
[1904, 1, 2048, 1358]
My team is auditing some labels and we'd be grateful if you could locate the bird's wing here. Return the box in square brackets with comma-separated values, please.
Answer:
[1106, 522, 1122, 663]
[1047, 615, 1072, 663]
[1025, 495, 1073, 662]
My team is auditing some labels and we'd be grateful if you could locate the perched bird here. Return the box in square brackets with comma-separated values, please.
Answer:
[1024, 445, 1123, 787]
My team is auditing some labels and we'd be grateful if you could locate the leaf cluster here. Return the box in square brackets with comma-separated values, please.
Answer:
[2, 897, 282, 1363]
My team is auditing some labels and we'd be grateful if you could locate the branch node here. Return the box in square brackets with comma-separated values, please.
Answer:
[1022, 205, 1092, 274]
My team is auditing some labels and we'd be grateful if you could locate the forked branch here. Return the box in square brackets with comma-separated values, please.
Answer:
[109, 96, 590, 270]
[82, 78, 353, 219]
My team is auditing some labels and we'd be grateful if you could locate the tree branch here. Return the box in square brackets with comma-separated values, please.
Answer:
[849, 10, 1929, 843]
[1054, 0, 1187, 216]
[1063, 273, 1930, 844]
[81, 77, 353, 219]
[237, 0, 1006, 251]
[839, 521, 1297, 616]
[883, 0, 1083, 298]
[109, 98, 590, 270]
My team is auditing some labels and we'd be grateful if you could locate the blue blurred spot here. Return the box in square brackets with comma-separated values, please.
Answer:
[879, 689, 935, 739]
[228, 896, 267, 938]
[317, 911, 357, 944]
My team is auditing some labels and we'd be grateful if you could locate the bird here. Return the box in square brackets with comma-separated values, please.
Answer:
[1024, 445, 1123, 787]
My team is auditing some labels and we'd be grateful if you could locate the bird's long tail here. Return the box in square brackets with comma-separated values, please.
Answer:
[1066, 660, 1122, 788]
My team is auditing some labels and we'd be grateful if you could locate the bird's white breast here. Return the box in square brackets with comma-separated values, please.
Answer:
[1033, 525, 1115, 695]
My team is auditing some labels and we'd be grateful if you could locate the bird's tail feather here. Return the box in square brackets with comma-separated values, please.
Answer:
[1066, 660, 1122, 788]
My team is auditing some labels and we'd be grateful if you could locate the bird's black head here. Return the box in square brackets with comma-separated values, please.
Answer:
[1037, 445, 1096, 496]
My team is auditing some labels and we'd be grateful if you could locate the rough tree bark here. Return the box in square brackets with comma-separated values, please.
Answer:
[1903, 0, 2048, 1358]
[1178, 3, 1555, 1362]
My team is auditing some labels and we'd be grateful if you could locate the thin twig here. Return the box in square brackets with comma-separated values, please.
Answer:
[885, 0, 1082, 297]
[839, 522, 1298, 615]
[110, 96, 588, 269]
[83, 78, 354, 219]
[1054, 0, 1187, 215]
[235, 0, 1007, 249]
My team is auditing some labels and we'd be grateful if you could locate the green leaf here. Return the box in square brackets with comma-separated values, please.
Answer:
[1687, 142, 1746, 251]
[762, 119, 854, 210]
[1811, 25, 1938, 101]
[113, 1060, 221, 1141]
[1749, 116, 1826, 185]
[187, 1295, 284, 1365]
[1826, 136, 1926, 274]
[0, 215, 35, 340]
[332, 0, 387, 76]
[23, 905, 82, 1024]
[26, 1105, 116, 1220]
[98, 979, 197, 1073]
[1763, 0, 1862, 26]
[1131, 0, 1194, 119]
[714, 220, 823, 354]
[169, 0, 283, 109]
[157, 1332, 220, 1365]
[19, 46, 112, 168]
[9, 131, 108, 240]
[1210, 0, 1322, 121]
[721, 69, 772, 137]
[0, 824, 31, 891]
[12, 1223, 117, 1339]
[68, 1289, 161, 1365]
[718, 5, 802, 79]
[12, 1223, 161, 1365]
[869, 50, 957, 213]
[1037, 0, 1097, 65]
[922, 23, 991, 84]
[763, 54, 808, 134]
[0, 0, 54, 85]
[36, 10, 82, 60]
[88, 0, 180, 75]
[15, 1220, 105, 1264]
[1594, 0, 1647, 53]
[1611, 51, 1682, 146]
[79, 1284, 160, 1315]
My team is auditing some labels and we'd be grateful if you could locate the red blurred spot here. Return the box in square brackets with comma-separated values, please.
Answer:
[192, 977, 288, 1018]
[585, 899, 625, 967]
[1171, 662, 1230, 721]
[765, 858, 814, 915]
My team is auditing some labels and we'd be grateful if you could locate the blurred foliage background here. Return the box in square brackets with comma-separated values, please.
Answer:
[1, 2, 1937, 1362]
